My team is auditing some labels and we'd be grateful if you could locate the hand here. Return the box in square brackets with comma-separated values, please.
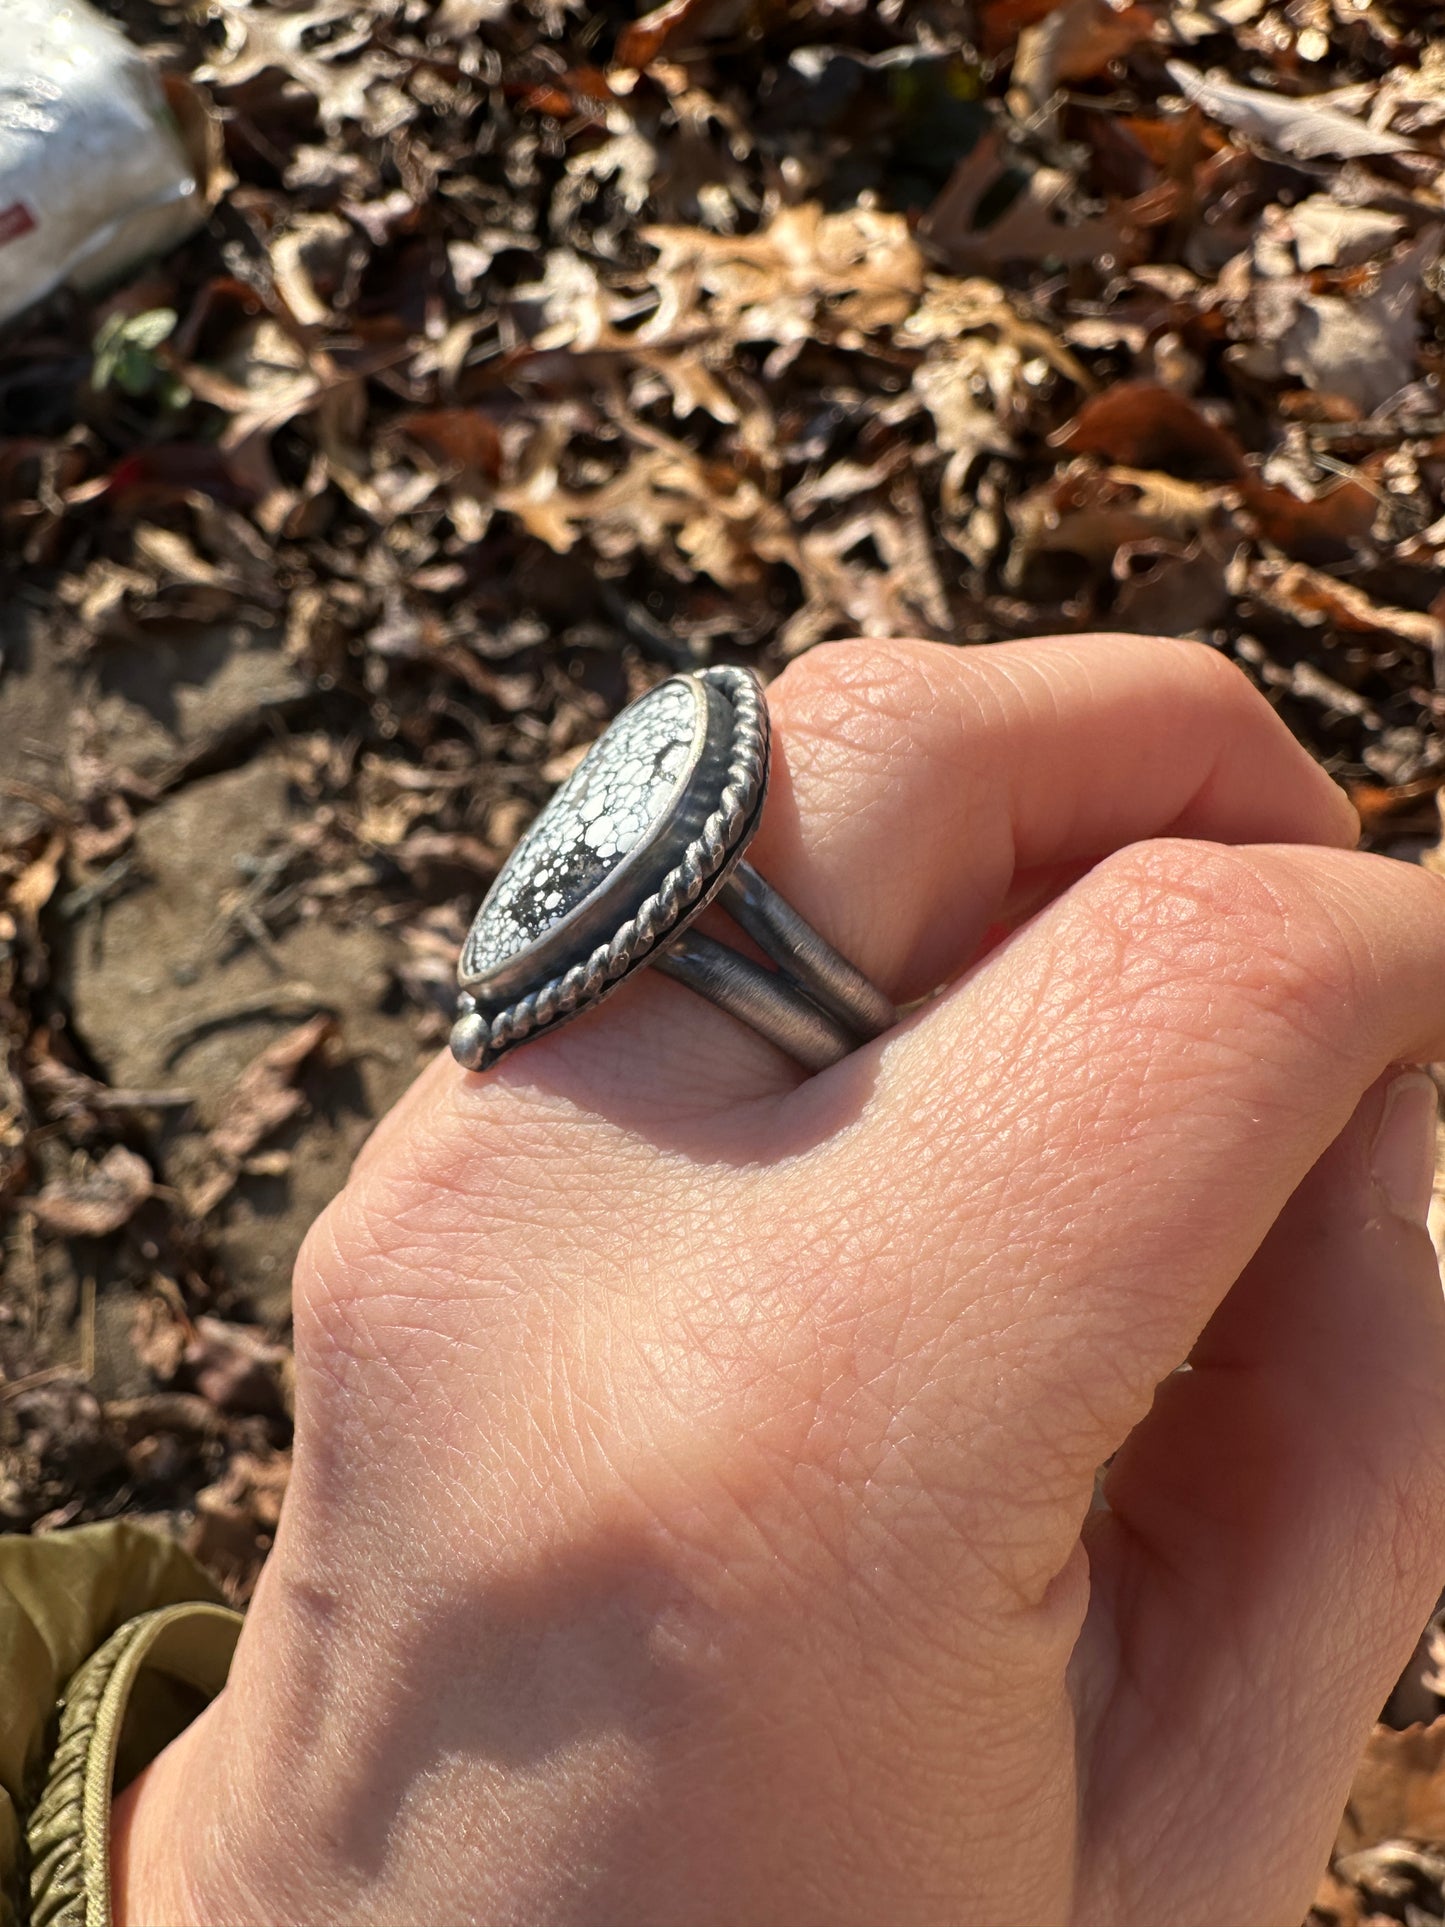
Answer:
[114, 636, 1445, 1927]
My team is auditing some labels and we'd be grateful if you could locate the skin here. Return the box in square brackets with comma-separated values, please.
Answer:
[112, 635, 1445, 1927]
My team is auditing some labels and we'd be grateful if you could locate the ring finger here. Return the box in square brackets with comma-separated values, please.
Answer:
[359, 632, 1359, 1173]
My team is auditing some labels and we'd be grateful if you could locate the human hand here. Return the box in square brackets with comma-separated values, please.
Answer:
[115, 635, 1445, 1927]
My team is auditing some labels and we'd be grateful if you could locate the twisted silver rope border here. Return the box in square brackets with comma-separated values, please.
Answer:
[454, 665, 768, 1068]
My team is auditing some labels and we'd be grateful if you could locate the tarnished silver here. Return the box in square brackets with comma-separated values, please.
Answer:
[652, 922, 862, 1074]
[451, 665, 897, 1073]
[717, 863, 898, 1042]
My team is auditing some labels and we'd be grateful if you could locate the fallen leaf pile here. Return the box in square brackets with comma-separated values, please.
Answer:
[3, 0, 1445, 1914]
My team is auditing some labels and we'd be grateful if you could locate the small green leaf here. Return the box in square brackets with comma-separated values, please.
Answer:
[91, 308, 179, 398]
[126, 308, 180, 352]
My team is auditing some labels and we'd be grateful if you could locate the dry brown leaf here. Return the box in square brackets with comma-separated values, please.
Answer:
[132, 523, 241, 592]
[131, 1294, 192, 1383]
[1010, 0, 1156, 118]
[899, 278, 1092, 390]
[162, 73, 235, 211]
[1052, 382, 1244, 480]
[1338, 1718, 1445, 1855]
[1112, 534, 1230, 631]
[24, 1055, 192, 1126]
[782, 483, 951, 653]
[197, 0, 405, 132]
[1167, 61, 1415, 159]
[1310, 1866, 1367, 1927]
[1006, 461, 1226, 586]
[188, 1015, 337, 1217]
[980, 0, 1067, 54]
[1051, 0, 1157, 76]
[913, 345, 1018, 471]
[269, 214, 362, 324]
[183, 1316, 291, 1418]
[635, 349, 745, 426]
[921, 133, 1129, 271]
[1367, 42, 1445, 135]
[617, 0, 754, 68]
[643, 202, 925, 346]
[1288, 196, 1406, 271]
[1242, 477, 1377, 563]
[7, 834, 66, 931]
[1351, 778, 1445, 835]
[186, 1447, 292, 1603]
[394, 409, 504, 483]
[210, 1015, 334, 1165]
[1278, 238, 1437, 416]
[28, 1145, 153, 1237]
[499, 421, 799, 589]
[1254, 560, 1445, 650]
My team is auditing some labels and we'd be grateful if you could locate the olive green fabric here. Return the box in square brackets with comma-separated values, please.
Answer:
[0, 1523, 241, 1927]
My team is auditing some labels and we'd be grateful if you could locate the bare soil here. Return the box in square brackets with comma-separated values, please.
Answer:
[5, 1, 1445, 1917]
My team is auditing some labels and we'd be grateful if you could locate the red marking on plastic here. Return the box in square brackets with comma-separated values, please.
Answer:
[0, 203, 37, 248]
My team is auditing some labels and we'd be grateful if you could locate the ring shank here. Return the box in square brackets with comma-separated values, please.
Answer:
[654, 934, 858, 1072]
[655, 863, 898, 1071]
[719, 864, 896, 1042]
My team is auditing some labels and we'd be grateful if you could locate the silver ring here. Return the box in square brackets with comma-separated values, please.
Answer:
[450, 666, 898, 1073]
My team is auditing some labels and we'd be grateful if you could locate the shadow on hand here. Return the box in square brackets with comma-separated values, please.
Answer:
[470, 966, 894, 1171]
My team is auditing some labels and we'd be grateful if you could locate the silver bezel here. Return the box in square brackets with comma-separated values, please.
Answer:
[452, 665, 768, 1068]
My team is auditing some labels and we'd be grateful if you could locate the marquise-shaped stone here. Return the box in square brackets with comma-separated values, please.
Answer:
[462, 677, 701, 979]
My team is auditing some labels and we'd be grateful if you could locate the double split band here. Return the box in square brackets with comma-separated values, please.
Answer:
[451, 665, 898, 1074]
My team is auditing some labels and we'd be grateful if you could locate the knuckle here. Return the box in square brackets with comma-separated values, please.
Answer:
[288, 1189, 383, 1407]
[290, 1178, 384, 1354]
[1085, 834, 1258, 922]
[998, 631, 1255, 714]
[290, 1160, 463, 1353]
[773, 637, 979, 775]
[1148, 632, 1254, 702]
[1055, 629, 1240, 689]
[1168, 637, 1278, 731]
[291, 1190, 347, 1317]
[1075, 838, 1367, 1045]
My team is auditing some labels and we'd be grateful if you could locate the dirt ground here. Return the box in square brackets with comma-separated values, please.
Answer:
[6, 0, 1445, 1918]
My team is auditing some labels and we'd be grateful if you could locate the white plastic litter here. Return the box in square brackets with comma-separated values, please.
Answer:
[0, 0, 206, 327]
